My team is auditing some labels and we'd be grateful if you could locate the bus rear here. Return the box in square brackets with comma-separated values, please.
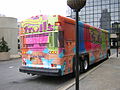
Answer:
[19, 15, 62, 76]
[19, 15, 76, 76]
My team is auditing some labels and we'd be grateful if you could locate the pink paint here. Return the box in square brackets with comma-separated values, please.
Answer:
[91, 43, 101, 49]
[25, 36, 48, 44]
[42, 15, 48, 20]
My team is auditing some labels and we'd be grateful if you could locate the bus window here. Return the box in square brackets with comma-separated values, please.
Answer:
[54, 32, 58, 47]
[48, 32, 58, 48]
[59, 31, 64, 48]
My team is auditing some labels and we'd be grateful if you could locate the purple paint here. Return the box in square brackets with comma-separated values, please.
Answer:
[48, 25, 54, 31]
[43, 22, 47, 30]
[39, 24, 43, 32]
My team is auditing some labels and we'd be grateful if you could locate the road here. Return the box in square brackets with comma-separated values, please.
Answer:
[0, 49, 117, 90]
[0, 58, 75, 90]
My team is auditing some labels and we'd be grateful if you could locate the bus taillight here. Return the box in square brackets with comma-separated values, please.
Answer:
[55, 22, 61, 26]
[51, 64, 57, 67]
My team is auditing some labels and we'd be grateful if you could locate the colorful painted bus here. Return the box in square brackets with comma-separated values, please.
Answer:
[19, 15, 110, 76]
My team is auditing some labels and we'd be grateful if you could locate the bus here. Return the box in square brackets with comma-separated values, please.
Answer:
[19, 15, 110, 76]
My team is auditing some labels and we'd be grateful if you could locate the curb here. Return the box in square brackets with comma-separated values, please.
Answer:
[10, 54, 21, 59]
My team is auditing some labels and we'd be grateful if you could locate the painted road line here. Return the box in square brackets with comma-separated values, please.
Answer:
[57, 54, 116, 90]
[9, 66, 14, 68]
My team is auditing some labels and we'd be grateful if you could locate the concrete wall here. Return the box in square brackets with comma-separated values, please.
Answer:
[0, 17, 18, 55]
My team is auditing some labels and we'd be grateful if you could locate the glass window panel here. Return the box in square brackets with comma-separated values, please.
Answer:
[86, 11, 90, 14]
[80, 16, 85, 21]
[97, 14, 101, 18]
[89, 10, 93, 14]
[86, 3, 89, 6]
[86, 7, 90, 11]
[114, 4, 118, 8]
[106, 5, 110, 9]
[83, 20, 86, 22]
[106, 0, 109, 4]
[97, 5, 101, 9]
[98, 1, 101, 5]
[115, 0, 118, 3]
[90, 18, 93, 22]
[111, 13, 115, 17]
[111, 17, 115, 21]
[115, 8, 119, 11]
[111, 4, 114, 9]
[86, 19, 90, 22]
[102, 0, 109, 4]
[98, 9, 102, 13]
[94, 22, 98, 26]
[114, 16, 118, 21]
[90, 23, 94, 26]
[86, 15, 90, 18]
[94, 14, 98, 18]
[94, 10, 97, 13]
[90, 15, 93, 18]
[110, 0, 114, 3]
[111, 8, 114, 12]
[94, 18, 98, 21]
[82, 15, 85, 19]
[82, 8, 85, 11]
[94, 1, 98, 5]
[115, 12, 118, 16]
[89, 2, 93, 6]
[90, 7, 93, 11]
[94, 7, 98, 11]
[102, 5, 109, 10]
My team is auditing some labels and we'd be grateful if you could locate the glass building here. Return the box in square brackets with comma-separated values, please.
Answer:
[67, 0, 120, 33]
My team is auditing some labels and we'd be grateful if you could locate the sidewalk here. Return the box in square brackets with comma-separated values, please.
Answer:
[67, 54, 120, 90]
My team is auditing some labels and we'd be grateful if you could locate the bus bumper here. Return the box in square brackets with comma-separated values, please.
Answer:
[19, 66, 61, 76]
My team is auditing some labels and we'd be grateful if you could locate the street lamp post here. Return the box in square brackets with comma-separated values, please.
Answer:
[116, 22, 119, 57]
[116, 33, 119, 57]
[67, 0, 86, 90]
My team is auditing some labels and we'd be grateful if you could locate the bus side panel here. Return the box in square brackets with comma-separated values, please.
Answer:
[58, 16, 76, 75]
[101, 31, 108, 58]
[84, 24, 91, 51]
[88, 27, 101, 64]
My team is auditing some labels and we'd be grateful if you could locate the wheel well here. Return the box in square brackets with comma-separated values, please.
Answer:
[72, 54, 89, 70]
[81, 54, 89, 64]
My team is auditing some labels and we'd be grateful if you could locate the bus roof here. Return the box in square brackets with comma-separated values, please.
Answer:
[79, 21, 109, 33]
[58, 15, 75, 24]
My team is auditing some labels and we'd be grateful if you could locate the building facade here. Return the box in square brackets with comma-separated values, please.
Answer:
[0, 17, 18, 55]
[67, 0, 120, 33]
[67, 0, 120, 48]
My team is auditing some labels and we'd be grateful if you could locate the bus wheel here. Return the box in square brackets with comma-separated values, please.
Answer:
[106, 53, 109, 60]
[72, 57, 81, 76]
[106, 50, 110, 60]
[82, 57, 89, 72]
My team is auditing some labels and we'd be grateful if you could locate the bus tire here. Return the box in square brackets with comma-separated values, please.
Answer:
[106, 53, 109, 60]
[72, 56, 81, 76]
[81, 57, 89, 72]
[106, 50, 110, 60]
[72, 56, 76, 76]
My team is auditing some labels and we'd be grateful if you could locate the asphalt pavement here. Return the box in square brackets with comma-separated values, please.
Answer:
[0, 49, 120, 90]
[67, 54, 120, 90]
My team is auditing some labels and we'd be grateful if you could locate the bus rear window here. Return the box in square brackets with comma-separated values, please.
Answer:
[59, 31, 64, 47]
[48, 32, 58, 48]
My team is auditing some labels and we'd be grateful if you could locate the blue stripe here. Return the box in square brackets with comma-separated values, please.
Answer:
[78, 21, 86, 53]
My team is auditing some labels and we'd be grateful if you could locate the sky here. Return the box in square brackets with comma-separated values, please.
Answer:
[0, 0, 68, 21]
